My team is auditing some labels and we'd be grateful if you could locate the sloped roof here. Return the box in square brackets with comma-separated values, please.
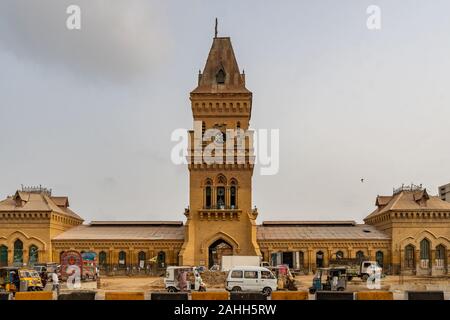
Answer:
[0, 191, 83, 221]
[365, 190, 450, 221]
[53, 223, 185, 241]
[257, 224, 389, 241]
[192, 37, 250, 94]
[262, 221, 356, 226]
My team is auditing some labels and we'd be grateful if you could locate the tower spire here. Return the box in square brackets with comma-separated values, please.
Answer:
[214, 18, 218, 38]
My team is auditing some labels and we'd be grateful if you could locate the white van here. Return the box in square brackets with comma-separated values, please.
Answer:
[225, 266, 277, 296]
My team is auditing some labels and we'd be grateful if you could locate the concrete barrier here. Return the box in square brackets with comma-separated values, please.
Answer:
[14, 291, 53, 300]
[105, 292, 145, 300]
[271, 291, 309, 300]
[151, 292, 189, 300]
[191, 291, 229, 300]
[230, 292, 267, 300]
[407, 291, 444, 300]
[57, 290, 96, 300]
[356, 291, 393, 300]
[315, 291, 354, 300]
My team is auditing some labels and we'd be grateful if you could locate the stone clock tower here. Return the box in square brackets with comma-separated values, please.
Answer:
[179, 34, 261, 266]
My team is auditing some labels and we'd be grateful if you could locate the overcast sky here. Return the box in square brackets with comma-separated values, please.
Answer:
[0, 0, 449, 223]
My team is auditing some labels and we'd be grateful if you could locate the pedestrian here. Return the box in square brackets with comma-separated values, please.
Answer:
[51, 272, 60, 295]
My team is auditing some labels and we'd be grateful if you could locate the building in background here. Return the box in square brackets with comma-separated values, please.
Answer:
[439, 183, 450, 202]
[0, 186, 83, 266]
[0, 33, 449, 276]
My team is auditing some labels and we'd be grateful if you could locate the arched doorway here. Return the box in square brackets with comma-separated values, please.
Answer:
[316, 251, 324, 268]
[99, 251, 107, 267]
[208, 239, 233, 269]
[138, 251, 146, 268]
[356, 250, 365, 261]
[376, 251, 384, 267]
[157, 251, 166, 268]
[118, 251, 126, 268]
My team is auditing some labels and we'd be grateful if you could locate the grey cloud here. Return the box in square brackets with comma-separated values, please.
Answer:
[0, 0, 172, 81]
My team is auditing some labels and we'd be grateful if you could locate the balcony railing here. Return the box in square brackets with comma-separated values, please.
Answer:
[198, 208, 242, 221]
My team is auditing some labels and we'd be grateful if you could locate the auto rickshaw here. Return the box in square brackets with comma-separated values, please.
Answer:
[0, 267, 44, 293]
[269, 265, 298, 291]
[309, 267, 347, 294]
[164, 266, 206, 292]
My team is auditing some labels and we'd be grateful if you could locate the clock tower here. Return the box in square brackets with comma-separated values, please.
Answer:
[179, 33, 261, 266]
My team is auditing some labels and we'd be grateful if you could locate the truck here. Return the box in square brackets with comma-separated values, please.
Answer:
[221, 256, 261, 272]
[328, 258, 382, 281]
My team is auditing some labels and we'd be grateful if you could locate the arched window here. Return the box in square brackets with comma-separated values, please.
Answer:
[217, 187, 225, 209]
[157, 251, 166, 268]
[420, 239, 430, 260]
[435, 245, 445, 260]
[0, 245, 8, 267]
[205, 186, 212, 208]
[216, 69, 226, 84]
[230, 186, 237, 208]
[237, 121, 241, 129]
[99, 251, 107, 266]
[28, 245, 39, 266]
[405, 245, 415, 269]
[13, 239, 23, 264]
[138, 251, 146, 268]
[118, 251, 126, 268]
[217, 174, 227, 184]
[335, 251, 344, 260]
[435, 245, 446, 268]
[356, 251, 365, 261]
[376, 251, 384, 267]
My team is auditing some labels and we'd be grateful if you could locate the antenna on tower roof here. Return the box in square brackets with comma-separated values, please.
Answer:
[214, 18, 218, 38]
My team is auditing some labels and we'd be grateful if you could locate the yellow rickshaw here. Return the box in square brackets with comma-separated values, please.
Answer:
[0, 267, 44, 292]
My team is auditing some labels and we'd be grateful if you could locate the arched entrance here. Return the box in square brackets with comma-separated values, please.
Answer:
[208, 239, 233, 269]
[316, 251, 324, 268]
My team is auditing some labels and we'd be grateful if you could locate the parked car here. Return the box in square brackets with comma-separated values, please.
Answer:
[225, 266, 277, 296]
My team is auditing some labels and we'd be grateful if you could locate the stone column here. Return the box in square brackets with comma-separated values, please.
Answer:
[326, 248, 332, 267]
[307, 248, 313, 274]
[212, 188, 216, 208]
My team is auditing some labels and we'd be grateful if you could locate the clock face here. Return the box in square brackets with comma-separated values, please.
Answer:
[214, 132, 224, 144]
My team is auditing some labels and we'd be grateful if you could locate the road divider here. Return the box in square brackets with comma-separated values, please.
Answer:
[407, 291, 444, 300]
[315, 291, 354, 300]
[191, 291, 229, 300]
[57, 290, 96, 300]
[105, 291, 145, 300]
[230, 292, 267, 300]
[271, 291, 309, 300]
[356, 291, 393, 300]
[15, 291, 53, 300]
[151, 292, 189, 300]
